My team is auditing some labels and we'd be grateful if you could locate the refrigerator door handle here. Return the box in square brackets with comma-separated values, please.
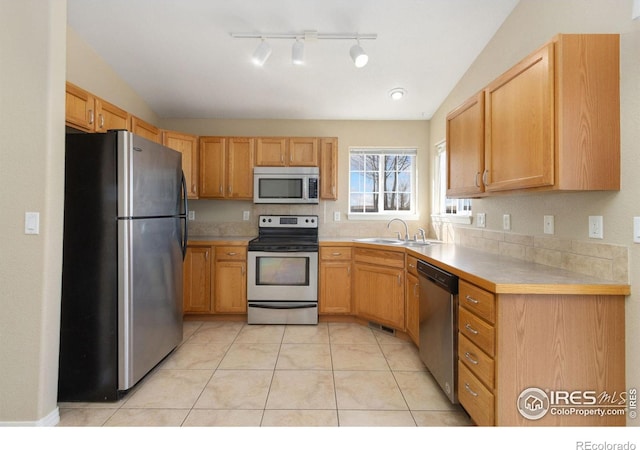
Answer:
[180, 172, 189, 260]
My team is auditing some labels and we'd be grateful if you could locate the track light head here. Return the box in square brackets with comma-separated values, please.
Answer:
[350, 43, 368, 68]
[292, 40, 304, 65]
[252, 40, 272, 66]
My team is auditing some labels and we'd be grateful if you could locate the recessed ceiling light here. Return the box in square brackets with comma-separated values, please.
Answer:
[389, 88, 406, 100]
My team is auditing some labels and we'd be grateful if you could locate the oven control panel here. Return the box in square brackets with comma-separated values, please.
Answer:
[258, 215, 318, 228]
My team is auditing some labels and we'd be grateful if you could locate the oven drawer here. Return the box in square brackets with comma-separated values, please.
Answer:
[320, 246, 352, 261]
[216, 246, 247, 261]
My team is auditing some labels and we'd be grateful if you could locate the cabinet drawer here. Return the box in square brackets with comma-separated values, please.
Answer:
[406, 255, 418, 276]
[320, 246, 352, 261]
[458, 361, 495, 426]
[215, 246, 247, 261]
[459, 280, 495, 324]
[354, 248, 405, 269]
[458, 333, 494, 389]
[459, 307, 495, 357]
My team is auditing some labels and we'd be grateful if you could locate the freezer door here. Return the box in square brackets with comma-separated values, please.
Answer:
[117, 131, 183, 218]
[118, 216, 183, 390]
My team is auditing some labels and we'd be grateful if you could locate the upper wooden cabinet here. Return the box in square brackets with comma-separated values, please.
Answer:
[131, 116, 161, 143]
[66, 82, 130, 133]
[446, 92, 484, 198]
[255, 137, 318, 167]
[199, 136, 254, 200]
[162, 130, 199, 199]
[447, 34, 620, 197]
[319, 137, 338, 200]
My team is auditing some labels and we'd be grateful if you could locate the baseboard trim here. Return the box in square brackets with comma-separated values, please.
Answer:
[0, 407, 59, 427]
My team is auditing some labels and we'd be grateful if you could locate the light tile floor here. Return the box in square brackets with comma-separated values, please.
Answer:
[57, 321, 472, 427]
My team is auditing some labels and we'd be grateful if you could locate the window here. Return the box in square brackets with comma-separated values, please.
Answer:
[433, 141, 472, 222]
[349, 148, 417, 217]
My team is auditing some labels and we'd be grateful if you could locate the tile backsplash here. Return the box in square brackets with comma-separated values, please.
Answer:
[450, 226, 629, 283]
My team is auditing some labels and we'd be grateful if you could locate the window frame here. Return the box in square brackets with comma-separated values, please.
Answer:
[431, 140, 473, 224]
[347, 146, 419, 221]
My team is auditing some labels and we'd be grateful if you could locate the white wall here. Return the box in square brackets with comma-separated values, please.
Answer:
[0, 0, 66, 425]
[429, 0, 640, 425]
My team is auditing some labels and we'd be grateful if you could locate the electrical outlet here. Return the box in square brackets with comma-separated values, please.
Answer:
[544, 215, 554, 234]
[503, 214, 511, 231]
[589, 215, 603, 239]
[243, 211, 250, 221]
[188, 210, 195, 221]
[334, 211, 341, 221]
[634, 217, 640, 243]
[476, 213, 486, 228]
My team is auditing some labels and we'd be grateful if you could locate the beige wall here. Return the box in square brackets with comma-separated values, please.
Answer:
[0, 0, 66, 424]
[428, 0, 640, 424]
[160, 119, 431, 238]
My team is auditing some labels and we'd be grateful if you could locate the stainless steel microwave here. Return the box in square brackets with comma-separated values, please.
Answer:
[253, 167, 320, 204]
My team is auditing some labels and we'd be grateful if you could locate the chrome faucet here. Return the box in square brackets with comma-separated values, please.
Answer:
[416, 227, 427, 243]
[387, 218, 409, 241]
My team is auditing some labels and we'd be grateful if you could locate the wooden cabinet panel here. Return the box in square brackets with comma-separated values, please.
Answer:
[95, 98, 130, 132]
[446, 92, 484, 197]
[459, 307, 495, 357]
[183, 246, 212, 313]
[199, 137, 226, 198]
[65, 82, 95, 131]
[131, 116, 161, 143]
[214, 245, 247, 313]
[256, 137, 287, 166]
[227, 137, 254, 199]
[353, 261, 404, 330]
[163, 130, 199, 199]
[319, 137, 338, 199]
[459, 333, 494, 388]
[459, 280, 495, 324]
[289, 138, 318, 166]
[319, 245, 352, 314]
[458, 361, 495, 426]
[484, 42, 554, 192]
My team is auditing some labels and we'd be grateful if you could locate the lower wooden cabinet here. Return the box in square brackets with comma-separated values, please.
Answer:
[319, 245, 352, 314]
[352, 248, 405, 330]
[183, 245, 213, 313]
[214, 246, 247, 313]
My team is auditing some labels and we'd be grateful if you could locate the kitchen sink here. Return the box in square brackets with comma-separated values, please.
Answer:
[353, 238, 405, 245]
[403, 241, 432, 247]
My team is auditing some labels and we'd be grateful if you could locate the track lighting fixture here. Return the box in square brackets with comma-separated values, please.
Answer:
[252, 39, 272, 66]
[349, 41, 368, 68]
[232, 31, 376, 68]
[292, 39, 304, 65]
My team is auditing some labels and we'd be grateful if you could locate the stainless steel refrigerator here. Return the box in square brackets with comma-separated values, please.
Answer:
[59, 130, 188, 402]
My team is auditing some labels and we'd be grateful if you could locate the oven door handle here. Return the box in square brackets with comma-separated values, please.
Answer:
[248, 303, 317, 310]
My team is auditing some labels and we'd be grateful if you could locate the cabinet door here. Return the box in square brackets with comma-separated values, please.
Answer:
[353, 263, 404, 330]
[65, 82, 95, 132]
[214, 261, 247, 313]
[484, 43, 554, 192]
[183, 246, 212, 313]
[405, 271, 419, 344]
[255, 137, 287, 166]
[163, 131, 199, 199]
[227, 137, 254, 199]
[199, 137, 226, 198]
[289, 138, 318, 166]
[95, 98, 130, 132]
[131, 116, 161, 143]
[319, 261, 351, 314]
[446, 92, 484, 197]
[319, 137, 338, 199]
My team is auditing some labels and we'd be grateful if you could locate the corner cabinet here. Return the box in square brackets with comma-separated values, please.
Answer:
[352, 247, 405, 330]
[447, 34, 620, 197]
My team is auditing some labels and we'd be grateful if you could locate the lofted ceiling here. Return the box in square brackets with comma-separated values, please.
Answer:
[67, 0, 519, 121]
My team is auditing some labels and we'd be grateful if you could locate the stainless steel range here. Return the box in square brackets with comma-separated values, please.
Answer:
[247, 215, 318, 325]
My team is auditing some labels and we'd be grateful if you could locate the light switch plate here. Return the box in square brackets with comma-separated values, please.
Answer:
[25, 212, 40, 234]
[476, 213, 486, 228]
[334, 211, 341, 221]
[503, 214, 511, 231]
[589, 215, 603, 239]
[188, 211, 195, 221]
[243, 211, 250, 221]
[634, 217, 640, 243]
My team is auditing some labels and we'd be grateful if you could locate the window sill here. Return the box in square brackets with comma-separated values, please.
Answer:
[348, 212, 420, 221]
[430, 214, 473, 225]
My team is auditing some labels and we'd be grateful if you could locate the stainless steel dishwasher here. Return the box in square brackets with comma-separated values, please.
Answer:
[417, 260, 459, 404]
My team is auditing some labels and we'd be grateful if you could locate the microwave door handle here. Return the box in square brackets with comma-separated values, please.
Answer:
[303, 178, 308, 200]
